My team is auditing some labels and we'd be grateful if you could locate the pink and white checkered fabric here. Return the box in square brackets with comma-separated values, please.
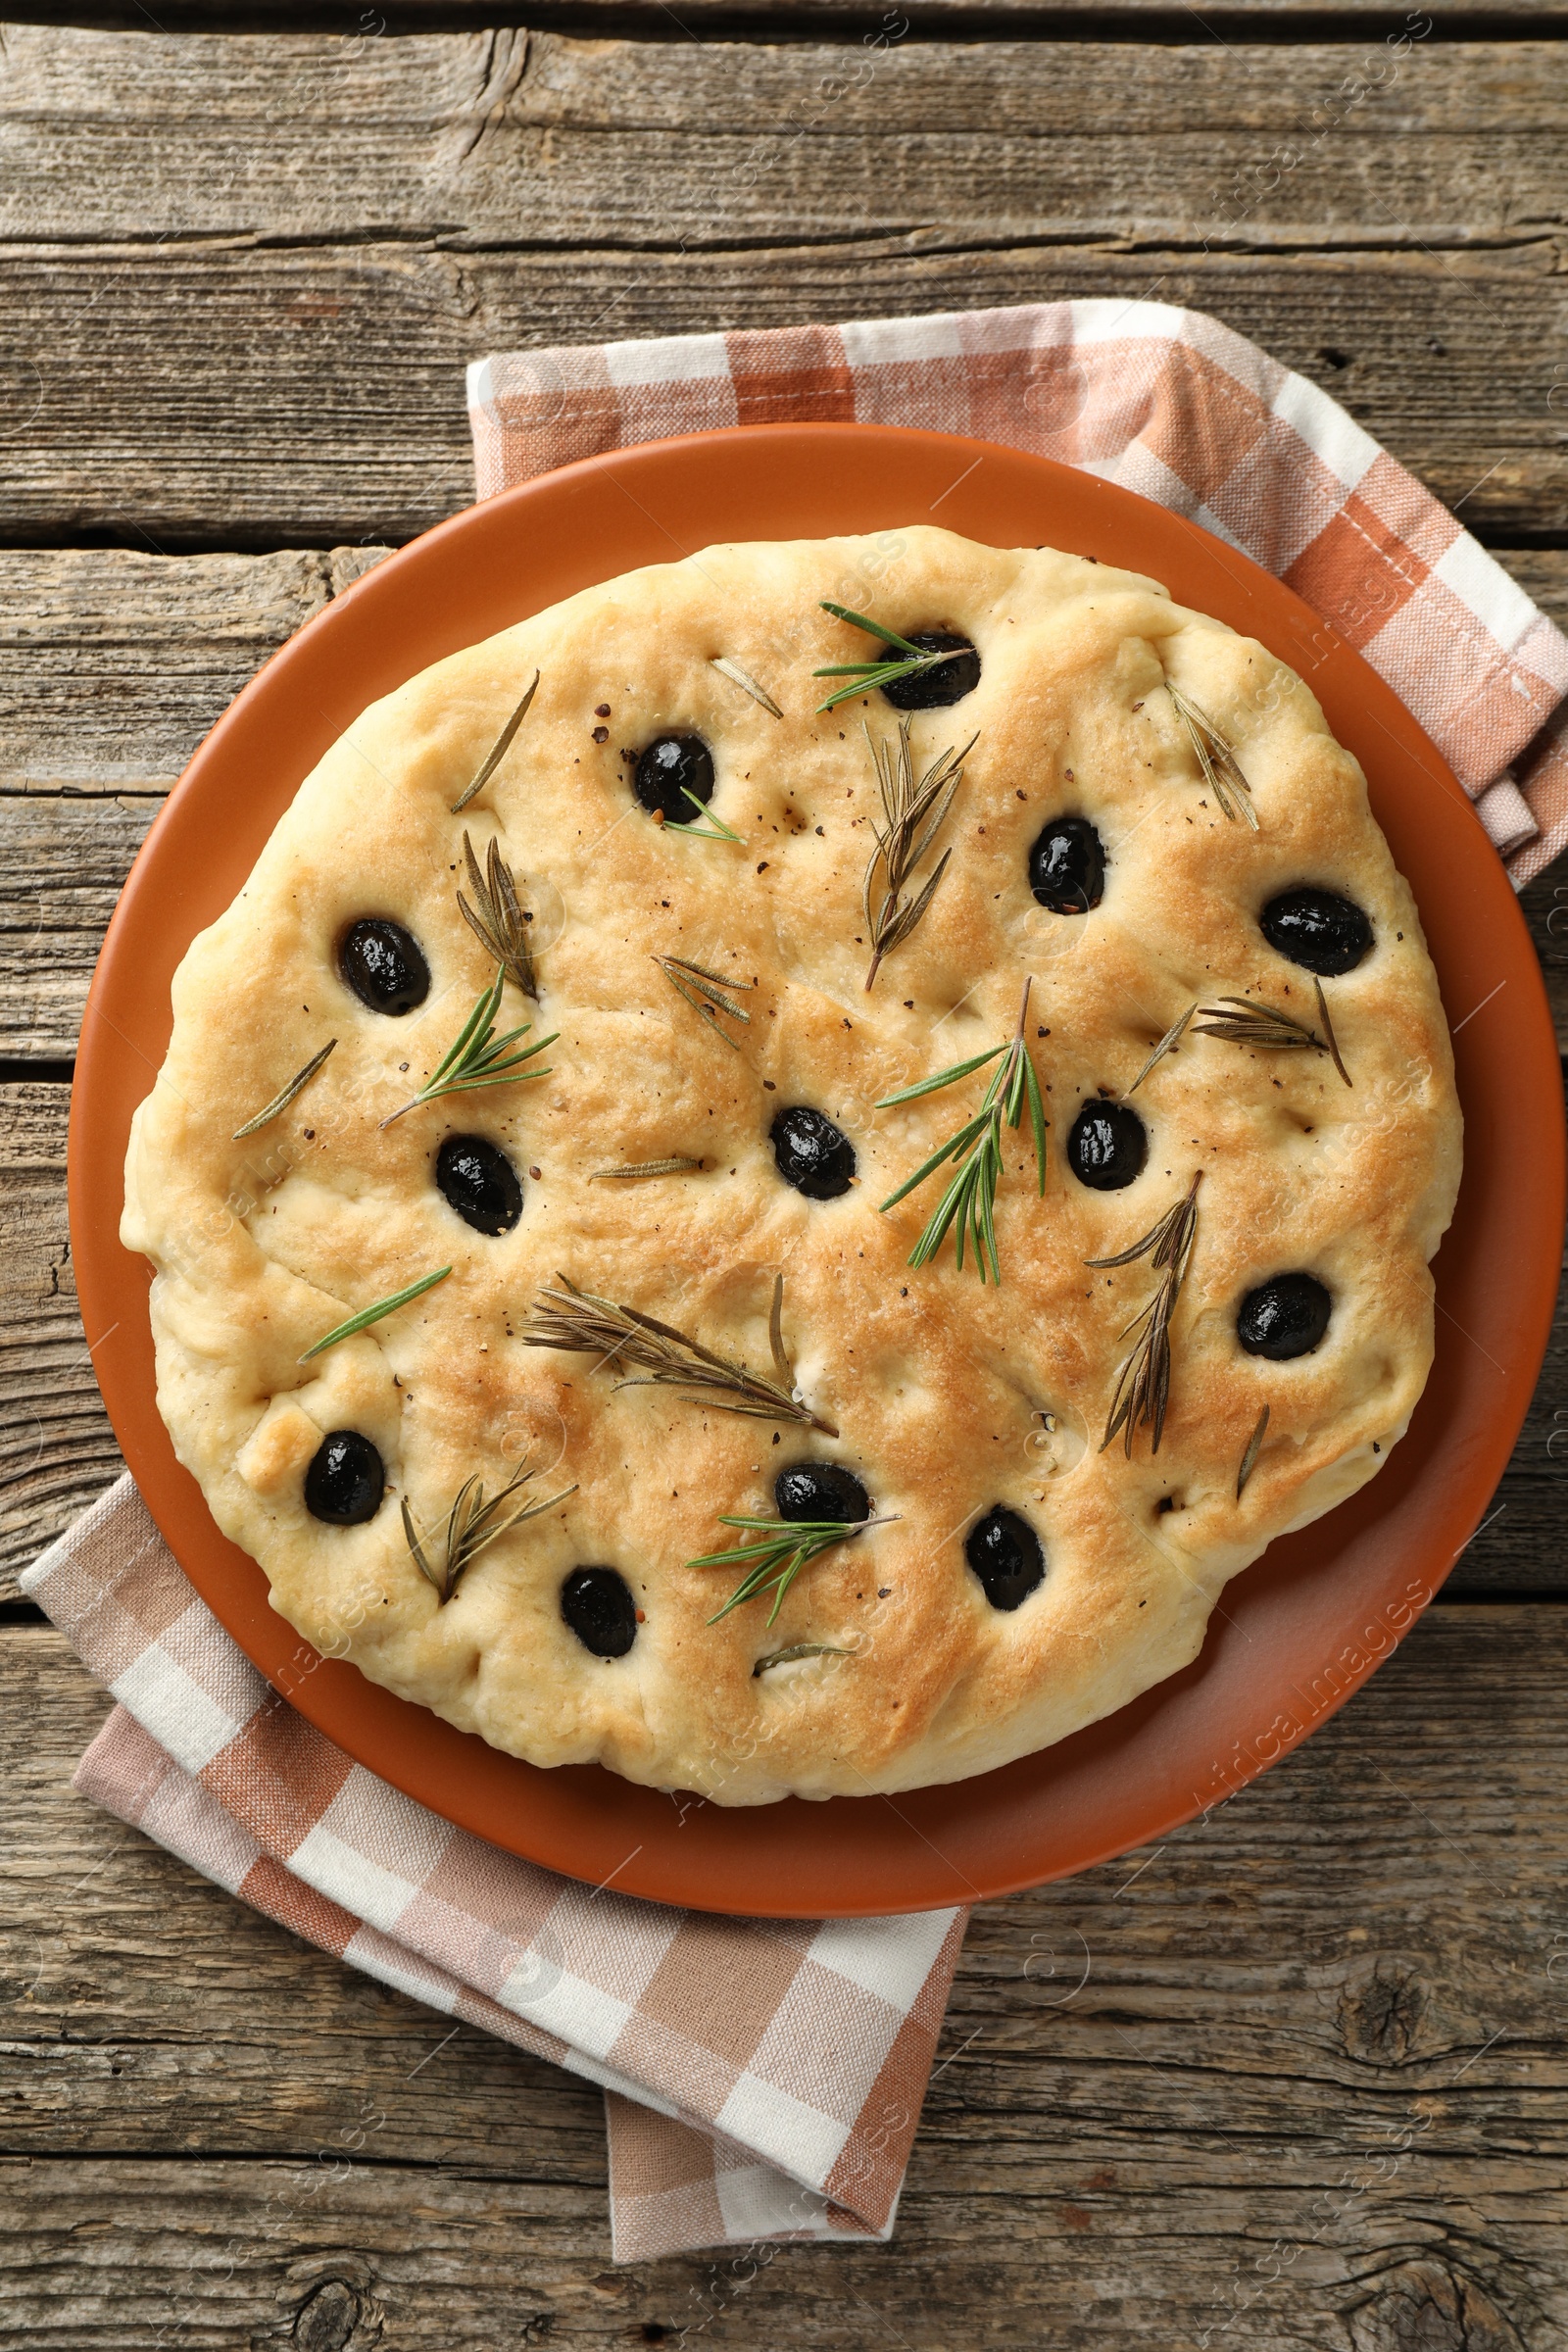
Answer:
[469, 296, 1568, 885]
[23, 1478, 965, 2262]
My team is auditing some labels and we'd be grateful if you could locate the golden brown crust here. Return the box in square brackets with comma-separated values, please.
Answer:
[122, 526, 1462, 1803]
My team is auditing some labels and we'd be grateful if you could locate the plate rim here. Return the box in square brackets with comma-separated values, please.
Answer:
[68, 420, 1565, 1916]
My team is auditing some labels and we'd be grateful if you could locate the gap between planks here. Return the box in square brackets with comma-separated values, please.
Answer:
[0, 29, 1567, 539]
[9, 2, 1568, 36]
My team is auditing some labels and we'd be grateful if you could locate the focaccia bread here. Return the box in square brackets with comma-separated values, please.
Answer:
[122, 525, 1462, 1804]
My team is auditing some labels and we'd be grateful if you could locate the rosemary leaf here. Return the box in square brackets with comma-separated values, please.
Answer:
[1193, 983, 1351, 1085]
[1193, 996, 1318, 1050]
[876, 979, 1048, 1284]
[819, 602, 925, 657]
[690, 1511, 898, 1627]
[521, 1272, 837, 1436]
[404, 1462, 578, 1605]
[1086, 1173, 1201, 1457]
[710, 656, 783, 718]
[1166, 684, 1258, 830]
[1125, 1004, 1196, 1098]
[654, 953, 756, 1051]
[458, 829, 537, 999]
[877, 1041, 1006, 1107]
[1236, 1404, 1270, 1500]
[588, 1155, 703, 1182]
[299, 1263, 452, 1363]
[451, 670, 539, 814]
[379, 967, 556, 1127]
[1314, 979, 1352, 1088]
[813, 602, 971, 713]
[232, 1039, 337, 1140]
[753, 1642, 855, 1677]
[662, 787, 743, 845]
[862, 716, 974, 991]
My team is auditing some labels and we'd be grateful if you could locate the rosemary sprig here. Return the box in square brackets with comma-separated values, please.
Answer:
[654, 953, 755, 1051]
[1193, 980, 1351, 1086]
[753, 1641, 855, 1677]
[661, 788, 743, 845]
[1166, 684, 1257, 829]
[1086, 1172, 1202, 1457]
[1236, 1404, 1270, 1500]
[451, 670, 539, 815]
[862, 716, 974, 991]
[232, 1039, 336, 1140]
[1125, 1004, 1196, 1098]
[379, 967, 557, 1127]
[813, 602, 969, 713]
[710, 655, 782, 718]
[404, 1463, 578, 1604]
[299, 1263, 452, 1363]
[588, 1155, 703, 1182]
[458, 829, 537, 1000]
[877, 980, 1049, 1284]
[692, 1513, 898, 1627]
[520, 1271, 837, 1436]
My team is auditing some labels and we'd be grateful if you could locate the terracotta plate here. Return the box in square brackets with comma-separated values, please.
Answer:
[70, 424, 1563, 1917]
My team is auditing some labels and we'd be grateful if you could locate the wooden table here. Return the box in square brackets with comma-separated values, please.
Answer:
[3, 9, 1566, 2345]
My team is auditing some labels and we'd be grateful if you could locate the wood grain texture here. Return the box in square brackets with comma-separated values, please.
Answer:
[0, 1085, 122, 1579]
[4, 1604, 1567, 2346]
[0, 28, 1565, 542]
[7, 24, 1567, 220]
[8, 0, 1563, 26]
[0, 547, 368, 793]
[0, 547, 388, 1057]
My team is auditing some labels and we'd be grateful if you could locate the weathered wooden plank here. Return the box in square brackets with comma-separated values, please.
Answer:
[4, 1604, 1567, 2346]
[0, 1085, 123, 1576]
[0, 546, 364, 792]
[6, 25, 1567, 207]
[6, 244, 1562, 543]
[0, 30, 1564, 540]
[1, 1062, 1561, 1592]
[14, 0, 1563, 26]
[0, 796, 155, 1060]
[0, 547, 387, 1058]
[2, 545, 1565, 1056]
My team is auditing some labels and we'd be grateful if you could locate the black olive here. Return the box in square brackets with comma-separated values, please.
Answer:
[880, 631, 981, 710]
[770, 1104, 856, 1200]
[1237, 1273, 1333, 1360]
[964, 1505, 1046, 1612]
[435, 1135, 523, 1237]
[634, 733, 715, 822]
[338, 918, 430, 1017]
[561, 1566, 638, 1658]
[1260, 886, 1373, 976]
[304, 1430, 385, 1526]
[1029, 816, 1105, 914]
[775, 1462, 871, 1526]
[1067, 1100, 1147, 1191]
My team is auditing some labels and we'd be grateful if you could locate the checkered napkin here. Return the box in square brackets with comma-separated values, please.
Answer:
[469, 295, 1568, 885]
[23, 1479, 965, 2261]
